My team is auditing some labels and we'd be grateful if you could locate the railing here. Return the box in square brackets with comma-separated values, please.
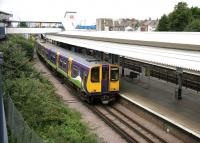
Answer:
[0, 52, 43, 143]
[4, 96, 43, 143]
[6, 21, 64, 29]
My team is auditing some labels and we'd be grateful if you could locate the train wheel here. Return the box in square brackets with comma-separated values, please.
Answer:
[79, 91, 86, 101]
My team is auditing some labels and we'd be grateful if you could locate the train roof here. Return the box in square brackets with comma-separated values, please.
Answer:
[38, 40, 110, 68]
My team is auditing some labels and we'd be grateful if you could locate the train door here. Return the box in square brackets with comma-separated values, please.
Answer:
[68, 57, 72, 77]
[102, 65, 109, 93]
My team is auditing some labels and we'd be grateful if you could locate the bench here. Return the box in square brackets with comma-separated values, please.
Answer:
[126, 71, 140, 79]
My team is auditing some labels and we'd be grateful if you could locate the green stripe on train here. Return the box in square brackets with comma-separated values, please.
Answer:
[57, 67, 68, 78]
[46, 60, 57, 69]
[68, 76, 82, 89]
[39, 54, 84, 91]
[57, 67, 83, 90]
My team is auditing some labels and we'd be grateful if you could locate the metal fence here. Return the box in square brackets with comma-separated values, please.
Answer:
[0, 52, 8, 143]
[4, 96, 43, 143]
[0, 27, 6, 39]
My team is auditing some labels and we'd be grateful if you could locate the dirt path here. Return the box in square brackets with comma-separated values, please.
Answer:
[33, 54, 127, 143]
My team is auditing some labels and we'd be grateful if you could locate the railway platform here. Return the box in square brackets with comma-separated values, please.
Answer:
[119, 68, 200, 139]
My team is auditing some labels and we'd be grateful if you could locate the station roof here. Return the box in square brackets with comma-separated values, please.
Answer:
[45, 32, 200, 72]
[55, 31, 200, 51]
[0, 11, 12, 16]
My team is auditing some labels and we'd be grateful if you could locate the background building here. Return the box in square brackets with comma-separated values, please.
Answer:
[96, 17, 158, 32]
[0, 11, 12, 39]
[140, 19, 158, 31]
[96, 18, 113, 31]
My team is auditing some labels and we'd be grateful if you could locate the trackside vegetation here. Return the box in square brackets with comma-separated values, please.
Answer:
[0, 35, 97, 143]
[157, 2, 200, 32]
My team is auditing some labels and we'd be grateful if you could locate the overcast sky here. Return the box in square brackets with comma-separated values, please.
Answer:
[0, 0, 199, 24]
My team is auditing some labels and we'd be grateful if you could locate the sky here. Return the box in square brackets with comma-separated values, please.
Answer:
[0, 0, 200, 25]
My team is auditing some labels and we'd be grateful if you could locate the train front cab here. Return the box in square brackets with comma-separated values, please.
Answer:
[102, 64, 119, 103]
[87, 64, 119, 104]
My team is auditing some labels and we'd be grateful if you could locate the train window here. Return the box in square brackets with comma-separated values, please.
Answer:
[83, 71, 87, 82]
[91, 67, 99, 82]
[72, 65, 79, 78]
[50, 53, 56, 64]
[63, 61, 67, 67]
[42, 48, 45, 55]
[59, 57, 67, 70]
[110, 67, 119, 81]
[45, 50, 48, 58]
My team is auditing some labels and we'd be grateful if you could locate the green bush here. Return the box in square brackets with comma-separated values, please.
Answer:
[157, 2, 200, 32]
[8, 35, 34, 60]
[185, 19, 200, 31]
[0, 35, 97, 143]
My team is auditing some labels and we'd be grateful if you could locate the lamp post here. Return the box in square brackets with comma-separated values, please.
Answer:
[175, 67, 183, 100]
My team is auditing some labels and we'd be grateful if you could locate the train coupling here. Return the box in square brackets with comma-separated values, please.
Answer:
[101, 95, 115, 104]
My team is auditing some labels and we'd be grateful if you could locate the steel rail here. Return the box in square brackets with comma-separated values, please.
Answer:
[112, 106, 168, 143]
[92, 106, 138, 143]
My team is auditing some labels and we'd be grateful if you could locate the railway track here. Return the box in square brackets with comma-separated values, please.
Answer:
[48, 70, 169, 143]
[92, 104, 168, 143]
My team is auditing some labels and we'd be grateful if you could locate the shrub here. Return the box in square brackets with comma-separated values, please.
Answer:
[1, 35, 97, 143]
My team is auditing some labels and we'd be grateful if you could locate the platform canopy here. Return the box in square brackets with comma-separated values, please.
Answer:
[55, 31, 200, 51]
[45, 31, 200, 72]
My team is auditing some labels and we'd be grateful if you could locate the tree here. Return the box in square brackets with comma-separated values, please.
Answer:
[191, 7, 200, 19]
[185, 19, 200, 32]
[168, 2, 192, 31]
[156, 14, 169, 31]
[157, 2, 200, 32]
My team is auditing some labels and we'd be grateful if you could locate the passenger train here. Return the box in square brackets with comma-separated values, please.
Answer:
[35, 40, 119, 104]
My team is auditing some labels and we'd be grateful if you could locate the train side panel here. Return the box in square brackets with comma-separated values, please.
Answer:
[68, 60, 89, 90]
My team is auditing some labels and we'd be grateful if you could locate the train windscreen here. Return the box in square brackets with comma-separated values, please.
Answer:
[91, 67, 100, 82]
[110, 67, 119, 81]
